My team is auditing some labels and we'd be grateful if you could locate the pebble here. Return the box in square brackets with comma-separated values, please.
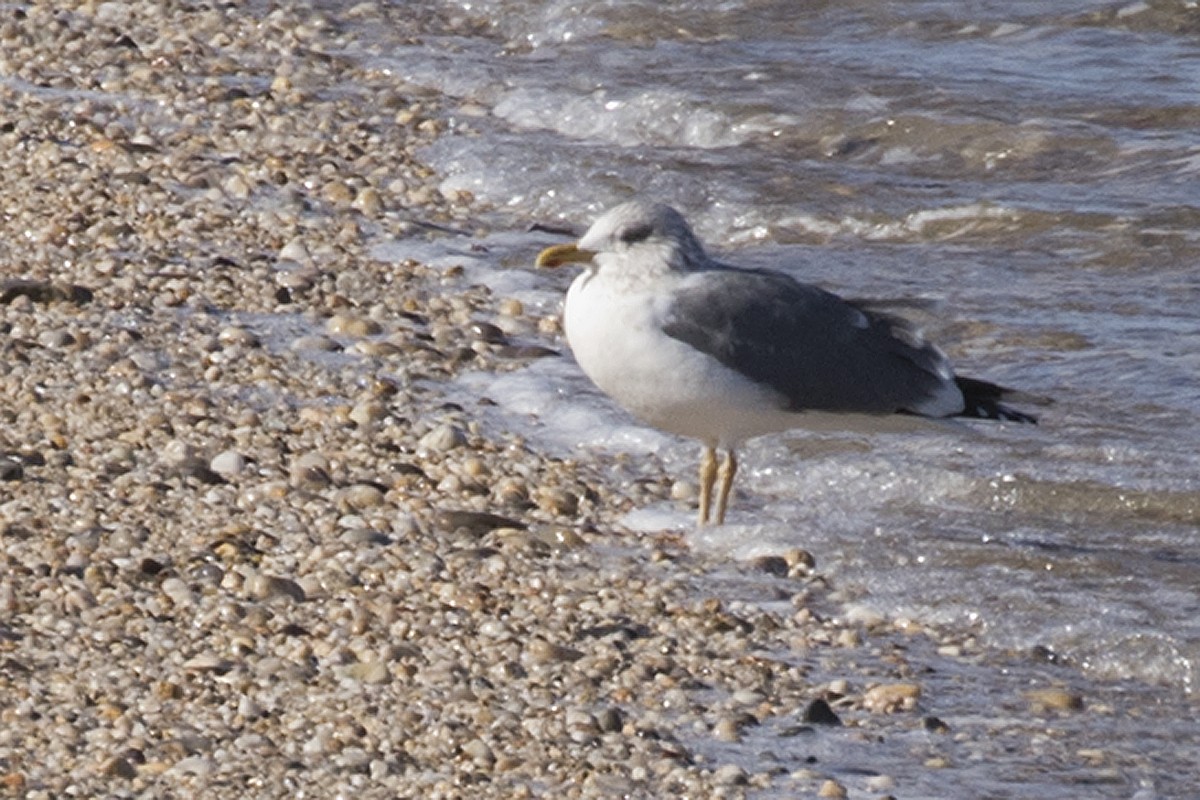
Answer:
[1025, 688, 1085, 712]
[349, 401, 387, 427]
[160, 577, 195, 608]
[209, 450, 246, 478]
[245, 572, 306, 603]
[218, 326, 260, 348]
[802, 698, 842, 726]
[101, 755, 138, 779]
[340, 483, 386, 510]
[418, 423, 468, 453]
[862, 683, 922, 713]
[436, 511, 524, 540]
[750, 554, 789, 577]
[279, 237, 311, 262]
[462, 738, 495, 768]
[713, 764, 748, 786]
[170, 756, 213, 777]
[866, 774, 897, 792]
[290, 453, 332, 488]
[37, 329, 76, 348]
[345, 660, 390, 685]
[327, 314, 383, 337]
[0, 458, 23, 482]
[817, 779, 847, 798]
[712, 716, 742, 742]
[292, 334, 342, 352]
[526, 638, 584, 665]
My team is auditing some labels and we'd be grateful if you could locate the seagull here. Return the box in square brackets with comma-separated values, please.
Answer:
[536, 200, 1043, 525]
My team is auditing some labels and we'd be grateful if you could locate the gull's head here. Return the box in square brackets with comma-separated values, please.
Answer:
[536, 200, 708, 276]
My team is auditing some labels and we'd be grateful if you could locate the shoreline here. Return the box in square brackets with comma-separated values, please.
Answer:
[0, 3, 1174, 798]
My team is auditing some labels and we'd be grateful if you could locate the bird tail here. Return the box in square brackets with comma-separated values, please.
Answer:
[955, 376, 1048, 424]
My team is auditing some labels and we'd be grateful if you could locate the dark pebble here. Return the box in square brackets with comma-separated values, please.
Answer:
[0, 457, 23, 482]
[597, 707, 623, 733]
[436, 509, 526, 537]
[802, 698, 843, 726]
[923, 715, 950, 733]
[0, 279, 93, 305]
[750, 555, 789, 577]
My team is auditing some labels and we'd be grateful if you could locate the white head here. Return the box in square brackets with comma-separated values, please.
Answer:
[536, 200, 709, 276]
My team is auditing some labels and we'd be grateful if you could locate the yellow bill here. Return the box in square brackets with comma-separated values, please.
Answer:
[536, 243, 596, 268]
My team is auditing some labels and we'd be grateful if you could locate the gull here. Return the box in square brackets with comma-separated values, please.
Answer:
[536, 200, 1042, 525]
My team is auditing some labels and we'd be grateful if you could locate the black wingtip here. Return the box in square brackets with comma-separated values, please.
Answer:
[955, 376, 1048, 425]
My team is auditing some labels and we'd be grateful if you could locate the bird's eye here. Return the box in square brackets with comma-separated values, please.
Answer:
[619, 223, 654, 245]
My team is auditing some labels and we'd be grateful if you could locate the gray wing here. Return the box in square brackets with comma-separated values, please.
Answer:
[661, 267, 961, 416]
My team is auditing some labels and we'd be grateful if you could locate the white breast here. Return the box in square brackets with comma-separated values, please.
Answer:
[563, 269, 796, 448]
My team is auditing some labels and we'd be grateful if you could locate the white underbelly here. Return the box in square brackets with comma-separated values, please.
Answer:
[564, 273, 795, 447]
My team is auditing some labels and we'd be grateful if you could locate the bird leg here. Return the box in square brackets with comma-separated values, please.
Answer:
[698, 446, 717, 526]
[714, 450, 738, 525]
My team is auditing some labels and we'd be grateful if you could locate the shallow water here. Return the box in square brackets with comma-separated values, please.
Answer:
[357, 0, 1198, 794]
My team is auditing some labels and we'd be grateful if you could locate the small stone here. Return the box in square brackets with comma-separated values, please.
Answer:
[497, 298, 524, 316]
[38, 329, 75, 348]
[161, 439, 196, 467]
[100, 755, 137, 779]
[712, 717, 741, 742]
[160, 577, 195, 608]
[170, 756, 213, 777]
[526, 638, 583, 665]
[437, 510, 525, 536]
[713, 764, 747, 786]
[802, 698, 842, 726]
[843, 603, 886, 628]
[670, 480, 697, 501]
[492, 476, 530, 506]
[866, 774, 896, 792]
[223, 173, 251, 199]
[327, 314, 383, 337]
[862, 682, 921, 713]
[1025, 688, 1084, 712]
[750, 555, 789, 577]
[835, 628, 861, 648]
[322, 180, 354, 205]
[418, 423, 467, 453]
[209, 450, 246, 478]
[817, 778, 847, 798]
[290, 454, 332, 489]
[279, 237, 310, 262]
[0, 458, 23, 482]
[218, 326, 260, 348]
[345, 660, 390, 685]
[924, 715, 950, 733]
[1, 279, 92, 305]
[533, 528, 587, 551]
[292, 334, 342, 352]
[597, 707, 623, 733]
[352, 186, 382, 215]
[783, 547, 816, 573]
[462, 738, 495, 768]
[246, 573, 306, 603]
[349, 401, 387, 427]
[469, 321, 507, 344]
[533, 487, 578, 516]
[340, 483, 385, 510]
[183, 653, 232, 673]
